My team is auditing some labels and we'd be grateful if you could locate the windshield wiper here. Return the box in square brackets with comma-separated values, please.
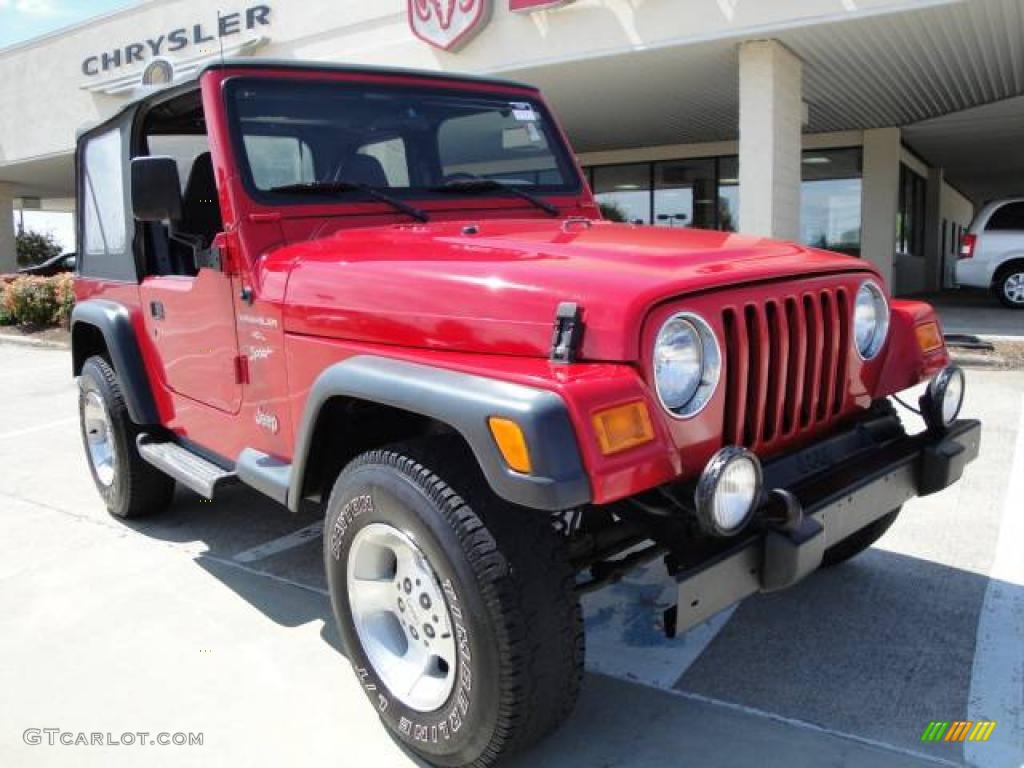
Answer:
[431, 178, 560, 217]
[268, 181, 429, 222]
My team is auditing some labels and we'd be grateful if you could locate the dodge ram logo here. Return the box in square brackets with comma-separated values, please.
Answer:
[408, 0, 492, 51]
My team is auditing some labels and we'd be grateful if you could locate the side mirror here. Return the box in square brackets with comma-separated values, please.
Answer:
[131, 156, 182, 222]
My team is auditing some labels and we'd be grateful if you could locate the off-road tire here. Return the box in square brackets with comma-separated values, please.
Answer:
[993, 265, 1024, 309]
[821, 507, 901, 567]
[78, 355, 175, 518]
[324, 437, 584, 768]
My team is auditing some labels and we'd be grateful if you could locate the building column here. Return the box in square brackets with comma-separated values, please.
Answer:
[738, 39, 803, 240]
[0, 184, 15, 274]
[924, 167, 944, 291]
[860, 128, 901, 287]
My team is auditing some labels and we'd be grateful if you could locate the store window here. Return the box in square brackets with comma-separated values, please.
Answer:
[717, 156, 739, 232]
[586, 147, 866, 247]
[896, 164, 926, 257]
[801, 148, 863, 256]
[653, 158, 716, 229]
[592, 164, 651, 224]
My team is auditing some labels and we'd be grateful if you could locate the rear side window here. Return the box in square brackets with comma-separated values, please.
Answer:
[82, 129, 127, 258]
[986, 202, 1024, 231]
[242, 135, 315, 189]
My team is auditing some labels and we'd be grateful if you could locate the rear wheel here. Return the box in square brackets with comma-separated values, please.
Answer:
[78, 356, 175, 519]
[324, 438, 583, 767]
[821, 507, 901, 567]
[995, 266, 1024, 309]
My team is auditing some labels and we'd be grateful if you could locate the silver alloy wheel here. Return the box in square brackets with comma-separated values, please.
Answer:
[1003, 272, 1024, 305]
[347, 523, 457, 712]
[83, 390, 116, 487]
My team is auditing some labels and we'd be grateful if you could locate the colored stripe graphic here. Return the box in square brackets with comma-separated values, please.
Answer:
[921, 721, 996, 742]
[922, 722, 950, 741]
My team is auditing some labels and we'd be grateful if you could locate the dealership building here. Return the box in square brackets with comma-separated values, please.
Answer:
[0, 0, 1021, 294]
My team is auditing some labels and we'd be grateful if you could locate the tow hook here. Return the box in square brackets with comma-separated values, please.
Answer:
[761, 489, 825, 592]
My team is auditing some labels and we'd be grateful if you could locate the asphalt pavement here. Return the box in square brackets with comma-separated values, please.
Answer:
[0, 341, 1021, 768]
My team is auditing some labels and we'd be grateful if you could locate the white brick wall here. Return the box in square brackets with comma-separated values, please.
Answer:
[738, 40, 803, 241]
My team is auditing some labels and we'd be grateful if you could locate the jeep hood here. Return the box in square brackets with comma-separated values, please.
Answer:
[278, 219, 878, 362]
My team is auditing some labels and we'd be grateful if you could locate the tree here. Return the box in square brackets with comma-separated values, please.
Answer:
[16, 229, 63, 268]
[598, 201, 628, 223]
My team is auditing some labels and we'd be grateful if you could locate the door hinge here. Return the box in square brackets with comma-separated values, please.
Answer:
[550, 302, 584, 363]
[234, 355, 250, 385]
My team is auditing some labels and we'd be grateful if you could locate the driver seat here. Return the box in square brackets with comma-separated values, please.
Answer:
[337, 154, 389, 188]
[179, 152, 223, 249]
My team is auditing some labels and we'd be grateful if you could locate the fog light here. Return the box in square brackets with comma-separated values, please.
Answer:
[695, 447, 763, 537]
[919, 366, 966, 432]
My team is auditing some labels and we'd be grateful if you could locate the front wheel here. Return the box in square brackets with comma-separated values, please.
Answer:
[324, 439, 583, 767]
[995, 267, 1024, 309]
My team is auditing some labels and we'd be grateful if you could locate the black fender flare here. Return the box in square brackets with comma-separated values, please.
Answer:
[71, 300, 160, 425]
[289, 355, 591, 513]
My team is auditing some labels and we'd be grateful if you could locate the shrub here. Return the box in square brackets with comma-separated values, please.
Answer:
[16, 229, 63, 268]
[1, 275, 75, 328]
[0, 284, 12, 326]
[53, 273, 76, 329]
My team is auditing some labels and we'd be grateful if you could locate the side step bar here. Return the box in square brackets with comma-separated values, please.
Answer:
[137, 435, 237, 499]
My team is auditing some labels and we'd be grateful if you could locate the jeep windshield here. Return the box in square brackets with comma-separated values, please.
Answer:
[225, 78, 582, 209]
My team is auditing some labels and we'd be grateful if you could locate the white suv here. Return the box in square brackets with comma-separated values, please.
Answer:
[956, 198, 1024, 309]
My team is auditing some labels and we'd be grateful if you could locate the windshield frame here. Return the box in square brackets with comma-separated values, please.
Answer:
[222, 75, 584, 211]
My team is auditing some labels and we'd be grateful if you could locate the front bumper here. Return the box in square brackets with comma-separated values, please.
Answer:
[670, 416, 981, 635]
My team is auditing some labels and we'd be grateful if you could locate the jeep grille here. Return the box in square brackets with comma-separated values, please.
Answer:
[721, 287, 851, 451]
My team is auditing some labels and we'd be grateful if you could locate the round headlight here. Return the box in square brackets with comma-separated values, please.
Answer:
[695, 447, 763, 537]
[653, 313, 721, 418]
[854, 281, 890, 359]
[920, 365, 965, 431]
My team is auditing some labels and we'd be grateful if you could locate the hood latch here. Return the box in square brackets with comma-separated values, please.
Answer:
[550, 302, 584, 363]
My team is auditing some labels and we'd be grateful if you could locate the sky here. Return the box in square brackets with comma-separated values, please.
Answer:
[0, 0, 138, 50]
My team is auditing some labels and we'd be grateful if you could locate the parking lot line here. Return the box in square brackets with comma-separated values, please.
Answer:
[967, 394, 1024, 768]
[0, 416, 78, 440]
[674, 688, 963, 768]
[232, 521, 324, 563]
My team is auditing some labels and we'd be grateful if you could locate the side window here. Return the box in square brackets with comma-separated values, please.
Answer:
[357, 138, 409, 187]
[82, 128, 127, 258]
[986, 202, 1024, 231]
[147, 135, 211, 194]
[243, 135, 315, 189]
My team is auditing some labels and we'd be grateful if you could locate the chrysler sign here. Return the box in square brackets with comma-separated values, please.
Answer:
[81, 4, 272, 77]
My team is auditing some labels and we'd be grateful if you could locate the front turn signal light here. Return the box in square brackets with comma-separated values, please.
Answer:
[592, 401, 655, 456]
[915, 321, 944, 353]
[488, 417, 532, 474]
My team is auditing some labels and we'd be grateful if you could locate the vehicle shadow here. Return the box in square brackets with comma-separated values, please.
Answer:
[125, 483, 1012, 767]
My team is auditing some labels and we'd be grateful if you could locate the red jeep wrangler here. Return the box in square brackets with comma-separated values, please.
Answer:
[72, 60, 979, 766]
